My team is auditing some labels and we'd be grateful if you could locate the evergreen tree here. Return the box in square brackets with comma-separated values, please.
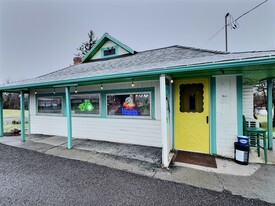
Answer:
[76, 30, 97, 57]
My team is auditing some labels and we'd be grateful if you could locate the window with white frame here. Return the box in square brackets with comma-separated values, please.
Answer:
[71, 94, 100, 115]
[107, 92, 151, 117]
[37, 96, 62, 114]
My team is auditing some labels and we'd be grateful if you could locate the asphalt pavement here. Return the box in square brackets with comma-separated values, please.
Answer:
[0, 143, 272, 206]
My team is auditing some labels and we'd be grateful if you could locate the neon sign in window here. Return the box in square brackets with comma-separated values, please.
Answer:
[71, 94, 100, 115]
[107, 93, 151, 117]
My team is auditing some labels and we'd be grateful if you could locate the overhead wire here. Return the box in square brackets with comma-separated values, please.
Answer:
[202, 0, 269, 47]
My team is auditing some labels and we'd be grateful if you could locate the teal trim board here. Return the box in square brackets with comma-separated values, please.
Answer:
[0, 91, 3, 137]
[101, 94, 107, 118]
[65, 87, 73, 149]
[210, 77, 217, 155]
[20, 91, 25, 142]
[267, 79, 273, 150]
[236, 76, 243, 135]
[28, 93, 31, 134]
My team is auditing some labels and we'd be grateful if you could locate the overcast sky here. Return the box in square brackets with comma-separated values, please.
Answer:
[0, 0, 274, 84]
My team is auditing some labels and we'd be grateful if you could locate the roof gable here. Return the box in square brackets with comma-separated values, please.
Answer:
[82, 33, 135, 63]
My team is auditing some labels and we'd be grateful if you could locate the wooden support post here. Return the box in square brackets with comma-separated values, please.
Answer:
[267, 79, 273, 150]
[20, 91, 25, 141]
[65, 87, 72, 149]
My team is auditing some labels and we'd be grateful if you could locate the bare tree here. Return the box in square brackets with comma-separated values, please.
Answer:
[253, 80, 275, 126]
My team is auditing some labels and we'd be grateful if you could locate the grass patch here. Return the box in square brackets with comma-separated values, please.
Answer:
[4, 122, 29, 133]
[257, 115, 275, 134]
[3, 109, 29, 133]
[3, 109, 28, 118]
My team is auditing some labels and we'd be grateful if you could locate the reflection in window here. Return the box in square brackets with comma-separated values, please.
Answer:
[38, 96, 62, 114]
[107, 93, 151, 117]
[103, 48, 116, 56]
[180, 84, 204, 113]
[71, 94, 100, 115]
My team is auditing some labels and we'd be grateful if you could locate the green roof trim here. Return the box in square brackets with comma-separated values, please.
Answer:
[1, 56, 275, 91]
[82, 33, 135, 63]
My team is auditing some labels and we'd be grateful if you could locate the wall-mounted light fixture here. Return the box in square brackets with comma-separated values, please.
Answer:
[53, 88, 56, 94]
[131, 79, 135, 87]
[74, 86, 78, 93]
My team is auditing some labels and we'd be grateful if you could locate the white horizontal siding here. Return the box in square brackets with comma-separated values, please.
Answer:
[31, 115, 67, 136]
[216, 76, 238, 158]
[72, 118, 161, 147]
[30, 116, 161, 147]
[242, 85, 254, 119]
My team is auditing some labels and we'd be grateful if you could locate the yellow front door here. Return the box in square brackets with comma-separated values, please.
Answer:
[174, 78, 210, 154]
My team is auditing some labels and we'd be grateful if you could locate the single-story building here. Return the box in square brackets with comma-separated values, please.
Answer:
[0, 33, 274, 167]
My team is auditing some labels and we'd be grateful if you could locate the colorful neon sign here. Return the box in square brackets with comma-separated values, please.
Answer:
[122, 96, 138, 115]
[78, 99, 94, 112]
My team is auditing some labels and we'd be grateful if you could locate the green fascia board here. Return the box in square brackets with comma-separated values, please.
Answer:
[1, 56, 275, 91]
[82, 33, 135, 63]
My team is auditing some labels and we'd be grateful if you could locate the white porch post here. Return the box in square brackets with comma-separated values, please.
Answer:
[0, 91, 3, 137]
[160, 74, 169, 167]
[20, 91, 25, 141]
[267, 79, 273, 150]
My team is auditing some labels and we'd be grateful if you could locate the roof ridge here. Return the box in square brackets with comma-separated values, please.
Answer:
[137, 45, 226, 54]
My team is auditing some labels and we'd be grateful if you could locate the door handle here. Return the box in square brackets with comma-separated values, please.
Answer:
[206, 116, 209, 124]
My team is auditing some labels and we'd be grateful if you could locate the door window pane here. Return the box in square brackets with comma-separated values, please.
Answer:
[38, 96, 62, 114]
[107, 93, 151, 117]
[71, 94, 100, 115]
[180, 83, 204, 113]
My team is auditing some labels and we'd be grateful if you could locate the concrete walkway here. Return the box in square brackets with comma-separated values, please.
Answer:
[0, 135, 275, 204]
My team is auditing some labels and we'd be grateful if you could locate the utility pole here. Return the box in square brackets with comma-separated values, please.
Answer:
[225, 13, 230, 52]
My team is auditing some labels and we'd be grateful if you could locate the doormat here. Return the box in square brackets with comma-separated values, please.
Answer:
[174, 151, 217, 168]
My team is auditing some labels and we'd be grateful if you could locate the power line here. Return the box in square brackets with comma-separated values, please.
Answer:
[202, 0, 269, 48]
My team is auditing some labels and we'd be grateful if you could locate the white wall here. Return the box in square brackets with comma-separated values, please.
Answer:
[92, 40, 129, 60]
[216, 76, 238, 158]
[243, 85, 254, 119]
[29, 80, 162, 147]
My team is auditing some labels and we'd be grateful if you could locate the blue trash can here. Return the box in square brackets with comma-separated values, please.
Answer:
[234, 142, 250, 165]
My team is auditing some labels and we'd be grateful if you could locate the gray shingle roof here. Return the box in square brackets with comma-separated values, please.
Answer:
[1, 45, 275, 89]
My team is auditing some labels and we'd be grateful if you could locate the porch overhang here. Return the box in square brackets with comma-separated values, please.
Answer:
[1, 55, 275, 92]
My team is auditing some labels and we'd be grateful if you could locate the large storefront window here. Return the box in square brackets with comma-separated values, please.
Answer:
[71, 94, 100, 115]
[37, 96, 62, 114]
[107, 92, 151, 117]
